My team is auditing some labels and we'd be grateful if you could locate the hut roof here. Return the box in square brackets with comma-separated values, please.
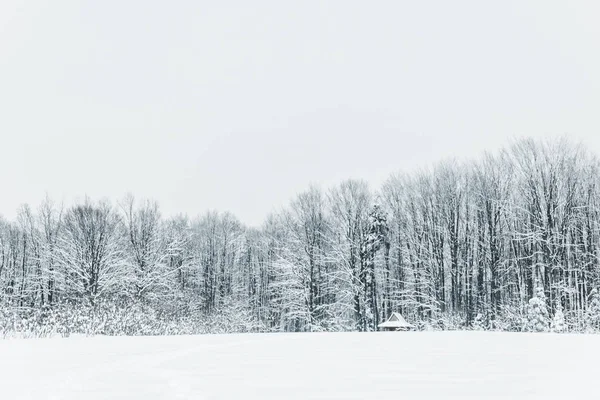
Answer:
[377, 312, 414, 329]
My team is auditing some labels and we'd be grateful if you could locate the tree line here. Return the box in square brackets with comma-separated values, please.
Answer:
[2, 137, 600, 336]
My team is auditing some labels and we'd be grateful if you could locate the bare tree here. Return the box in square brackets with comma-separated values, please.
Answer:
[121, 195, 185, 303]
[58, 199, 124, 301]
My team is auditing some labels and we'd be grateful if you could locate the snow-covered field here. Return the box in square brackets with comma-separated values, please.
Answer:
[1, 331, 598, 399]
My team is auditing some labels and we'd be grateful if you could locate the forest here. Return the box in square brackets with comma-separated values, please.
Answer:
[2, 137, 600, 337]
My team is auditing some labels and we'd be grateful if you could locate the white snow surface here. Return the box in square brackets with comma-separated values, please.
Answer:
[1, 331, 598, 399]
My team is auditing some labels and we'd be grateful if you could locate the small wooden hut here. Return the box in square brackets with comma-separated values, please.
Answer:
[378, 312, 415, 331]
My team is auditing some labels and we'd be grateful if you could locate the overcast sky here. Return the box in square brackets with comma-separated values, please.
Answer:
[1, 1, 599, 226]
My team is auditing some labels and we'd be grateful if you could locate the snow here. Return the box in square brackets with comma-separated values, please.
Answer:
[1, 331, 598, 399]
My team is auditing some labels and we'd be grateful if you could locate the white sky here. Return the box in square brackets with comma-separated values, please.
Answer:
[1, 0, 599, 226]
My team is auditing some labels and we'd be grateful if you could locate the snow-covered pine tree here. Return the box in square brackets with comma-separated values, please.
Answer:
[551, 299, 565, 333]
[360, 204, 389, 331]
[586, 288, 600, 332]
[527, 287, 549, 332]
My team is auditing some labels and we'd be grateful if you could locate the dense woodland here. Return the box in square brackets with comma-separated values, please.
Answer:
[3, 137, 600, 337]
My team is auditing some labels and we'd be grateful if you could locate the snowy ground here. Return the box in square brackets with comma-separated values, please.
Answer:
[1, 331, 598, 399]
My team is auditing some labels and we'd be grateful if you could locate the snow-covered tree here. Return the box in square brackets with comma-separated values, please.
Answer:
[360, 203, 389, 331]
[4, 137, 600, 337]
[527, 287, 549, 332]
[57, 199, 125, 301]
[121, 196, 185, 303]
[328, 180, 371, 331]
[551, 299, 565, 333]
[586, 289, 600, 332]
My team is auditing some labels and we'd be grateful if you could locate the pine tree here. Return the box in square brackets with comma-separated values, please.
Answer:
[586, 289, 600, 332]
[551, 299, 565, 333]
[360, 204, 389, 331]
[527, 287, 549, 332]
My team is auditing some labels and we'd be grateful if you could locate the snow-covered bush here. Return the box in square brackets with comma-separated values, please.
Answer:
[494, 304, 528, 332]
[551, 300, 565, 333]
[438, 313, 465, 330]
[586, 289, 600, 332]
[0, 296, 271, 339]
[202, 298, 269, 334]
[472, 313, 486, 331]
[527, 287, 549, 332]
